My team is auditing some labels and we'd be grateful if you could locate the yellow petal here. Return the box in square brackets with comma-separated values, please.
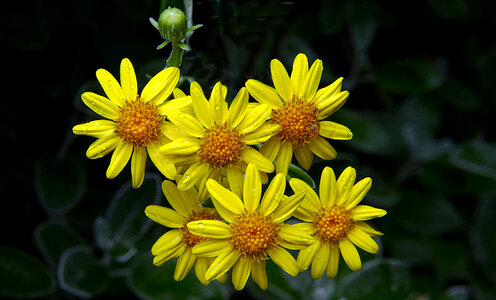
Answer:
[151, 229, 182, 255]
[161, 180, 196, 218]
[177, 162, 209, 191]
[158, 96, 192, 115]
[159, 137, 200, 155]
[260, 173, 285, 216]
[317, 90, 349, 120]
[209, 82, 228, 124]
[205, 247, 240, 280]
[350, 205, 387, 221]
[339, 239, 361, 271]
[188, 220, 231, 239]
[206, 179, 244, 220]
[289, 178, 321, 211]
[145, 205, 186, 228]
[191, 81, 214, 128]
[278, 223, 314, 245]
[319, 121, 353, 140]
[72, 120, 116, 138]
[296, 240, 320, 271]
[81, 92, 121, 120]
[251, 260, 267, 290]
[106, 142, 133, 179]
[120, 58, 138, 104]
[227, 87, 249, 128]
[311, 241, 330, 279]
[335, 166, 356, 206]
[272, 191, 306, 223]
[153, 242, 187, 266]
[191, 239, 230, 257]
[326, 245, 340, 278]
[260, 136, 281, 162]
[174, 247, 196, 281]
[243, 163, 261, 212]
[166, 110, 205, 138]
[226, 166, 243, 198]
[291, 53, 309, 99]
[267, 246, 299, 277]
[313, 77, 343, 106]
[194, 257, 210, 285]
[355, 222, 383, 236]
[275, 141, 293, 175]
[347, 227, 379, 254]
[241, 147, 275, 173]
[96, 68, 126, 107]
[86, 134, 120, 159]
[307, 136, 337, 160]
[319, 166, 336, 207]
[141, 67, 180, 105]
[245, 79, 282, 107]
[232, 257, 252, 291]
[302, 59, 323, 101]
[271, 59, 293, 102]
[236, 103, 272, 135]
[147, 142, 177, 179]
[241, 123, 280, 145]
[131, 146, 147, 188]
[344, 177, 372, 209]
[294, 145, 313, 170]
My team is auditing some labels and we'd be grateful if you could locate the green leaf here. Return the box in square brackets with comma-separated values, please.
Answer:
[34, 221, 86, 268]
[338, 259, 411, 299]
[375, 58, 447, 94]
[472, 196, 496, 282]
[287, 163, 316, 189]
[58, 246, 110, 298]
[94, 173, 162, 261]
[0, 245, 56, 298]
[128, 253, 227, 300]
[450, 140, 496, 179]
[34, 154, 86, 216]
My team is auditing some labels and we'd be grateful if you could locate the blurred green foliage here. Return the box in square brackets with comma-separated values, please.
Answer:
[1, 0, 495, 299]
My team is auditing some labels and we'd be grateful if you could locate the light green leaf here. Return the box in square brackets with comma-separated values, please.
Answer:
[287, 163, 316, 189]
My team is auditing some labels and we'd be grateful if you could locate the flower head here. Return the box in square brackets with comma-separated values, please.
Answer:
[145, 180, 223, 285]
[73, 58, 190, 188]
[289, 166, 386, 278]
[186, 163, 312, 290]
[246, 53, 352, 174]
[159, 81, 279, 200]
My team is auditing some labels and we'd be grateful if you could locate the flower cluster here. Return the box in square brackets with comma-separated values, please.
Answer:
[73, 53, 386, 290]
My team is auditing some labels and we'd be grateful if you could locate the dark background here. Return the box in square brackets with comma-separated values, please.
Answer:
[1, 0, 496, 299]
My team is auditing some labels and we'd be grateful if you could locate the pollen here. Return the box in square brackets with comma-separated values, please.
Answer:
[313, 205, 353, 244]
[198, 123, 245, 169]
[271, 97, 320, 146]
[181, 210, 217, 248]
[229, 211, 281, 261]
[115, 97, 163, 147]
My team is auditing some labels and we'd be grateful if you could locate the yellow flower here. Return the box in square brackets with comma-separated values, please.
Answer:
[159, 81, 279, 200]
[145, 180, 225, 285]
[289, 166, 386, 278]
[245, 53, 352, 175]
[187, 163, 312, 290]
[73, 58, 190, 188]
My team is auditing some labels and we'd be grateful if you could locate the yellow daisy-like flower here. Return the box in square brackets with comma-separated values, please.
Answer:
[289, 166, 387, 278]
[145, 180, 224, 285]
[186, 163, 312, 290]
[245, 53, 353, 175]
[159, 81, 279, 200]
[73, 58, 190, 188]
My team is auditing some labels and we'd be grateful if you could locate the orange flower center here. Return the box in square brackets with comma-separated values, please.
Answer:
[198, 123, 245, 169]
[271, 97, 320, 146]
[181, 210, 217, 248]
[229, 211, 280, 261]
[115, 97, 163, 147]
[313, 205, 353, 244]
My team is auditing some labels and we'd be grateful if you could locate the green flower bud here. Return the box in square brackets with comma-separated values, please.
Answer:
[158, 7, 187, 43]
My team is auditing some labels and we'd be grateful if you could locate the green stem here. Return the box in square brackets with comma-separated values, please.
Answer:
[166, 42, 184, 67]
